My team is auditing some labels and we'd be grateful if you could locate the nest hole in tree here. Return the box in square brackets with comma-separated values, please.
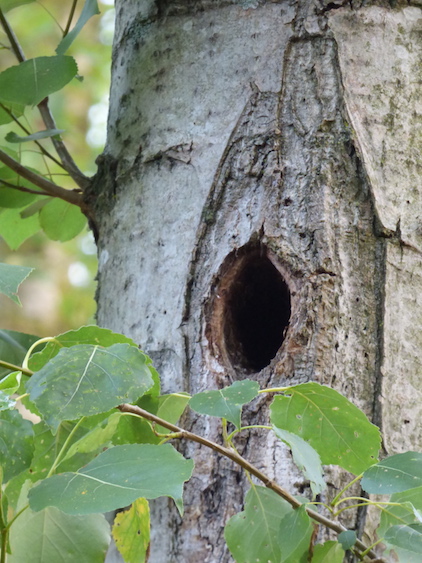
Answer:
[210, 244, 291, 374]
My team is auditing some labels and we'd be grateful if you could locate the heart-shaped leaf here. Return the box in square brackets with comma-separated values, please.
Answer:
[225, 485, 292, 562]
[270, 383, 380, 475]
[362, 452, 422, 494]
[29, 443, 194, 515]
[27, 343, 154, 431]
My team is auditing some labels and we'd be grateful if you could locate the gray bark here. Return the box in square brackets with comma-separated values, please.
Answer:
[91, 0, 422, 560]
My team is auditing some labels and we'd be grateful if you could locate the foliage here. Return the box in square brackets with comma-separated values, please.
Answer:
[0, 314, 421, 562]
[0, 3, 421, 563]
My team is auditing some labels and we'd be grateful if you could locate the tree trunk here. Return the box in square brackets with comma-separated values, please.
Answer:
[90, 1, 422, 560]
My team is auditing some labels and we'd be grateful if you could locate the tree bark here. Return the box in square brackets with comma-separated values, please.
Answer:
[90, 0, 422, 560]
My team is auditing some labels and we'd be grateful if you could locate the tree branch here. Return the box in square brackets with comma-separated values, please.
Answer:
[0, 9, 91, 191]
[118, 403, 380, 561]
[0, 148, 84, 207]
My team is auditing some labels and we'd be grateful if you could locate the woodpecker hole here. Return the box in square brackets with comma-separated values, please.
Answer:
[209, 244, 291, 374]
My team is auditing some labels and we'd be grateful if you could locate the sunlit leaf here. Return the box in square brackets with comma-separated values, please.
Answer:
[0, 207, 40, 249]
[189, 379, 260, 428]
[62, 412, 121, 460]
[56, 0, 100, 56]
[278, 505, 313, 563]
[0, 408, 34, 481]
[39, 198, 86, 241]
[270, 383, 380, 474]
[0, 56, 78, 107]
[5, 129, 65, 143]
[27, 343, 154, 431]
[29, 443, 194, 515]
[225, 485, 292, 562]
[0, 370, 21, 395]
[112, 498, 150, 563]
[362, 452, 422, 494]
[273, 427, 326, 498]
[9, 505, 110, 563]
[0, 262, 33, 305]
[311, 541, 344, 563]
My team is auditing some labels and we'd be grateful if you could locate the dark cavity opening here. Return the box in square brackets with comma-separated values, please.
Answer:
[223, 248, 291, 373]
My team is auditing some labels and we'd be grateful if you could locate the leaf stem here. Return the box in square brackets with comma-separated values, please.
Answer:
[330, 473, 363, 507]
[47, 417, 86, 477]
[117, 403, 379, 560]
[22, 337, 59, 372]
[227, 424, 272, 442]
[0, 360, 32, 376]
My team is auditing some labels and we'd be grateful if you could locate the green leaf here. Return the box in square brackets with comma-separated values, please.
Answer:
[0, 408, 34, 481]
[362, 452, 422, 494]
[337, 530, 356, 550]
[26, 343, 155, 432]
[0, 56, 78, 107]
[29, 443, 194, 515]
[273, 427, 326, 498]
[0, 329, 39, 378]
[270, 383, 381, 474]
[112, 498, 150, 563]
[56, 0, 100, 56]
[225, 485, 293, 563]
[0, 0, 34, 12]
[378, 487, 422, 537]
[189, 379, 260, 429]
[311, 541, 344, 563]
[0, 207, 40, 249]
[28, 325, 138, 372]
[0, 370, 21, 395]
[0, 262, 33, 305]
[9, 505, 110, 563]
[385, 524, 422, 557]
[20, 197, 51, 218]
[0, 101, 25, 125]
[0, 390, 16, 410]
[62, 412, 122, 460]
[5, 129, 65, 143]
[278, 505, 313, 562]
[39, 198, 86, 241]
[0, 167, 44, 208]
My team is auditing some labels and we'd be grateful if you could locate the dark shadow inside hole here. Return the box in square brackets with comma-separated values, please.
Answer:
[224, 251, 291, 372]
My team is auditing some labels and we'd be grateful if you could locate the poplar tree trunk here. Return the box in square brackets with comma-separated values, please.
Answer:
[90, 1, 422, 560]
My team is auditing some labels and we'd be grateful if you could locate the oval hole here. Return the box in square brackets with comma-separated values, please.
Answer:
[215, 245, 291, 373]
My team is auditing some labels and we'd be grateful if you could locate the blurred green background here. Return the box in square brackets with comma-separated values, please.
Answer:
[0, 0, 114, 335]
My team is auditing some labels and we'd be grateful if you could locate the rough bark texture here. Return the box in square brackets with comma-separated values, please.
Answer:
[90, 0, 422, 560]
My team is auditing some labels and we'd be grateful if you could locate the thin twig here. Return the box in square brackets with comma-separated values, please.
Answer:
[0, 179, 47, 195]
[0, 103, 64, 168]
[0, 148, 84, 206]
[118, 403, 379, 560]
[0, 8, 24, 62]
[64, 0, 78, 37]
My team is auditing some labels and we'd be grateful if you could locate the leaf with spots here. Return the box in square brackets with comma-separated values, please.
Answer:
[28, 443, 194, 515]
[112, 498, 150, 563]
[189, 379, 260, 429]
[361, 452, 422, 494]
[0, 408, 34, 481]
[26, 343, 154, 432]
[270, 382, 380, 475]
[224, 485, 293, 563]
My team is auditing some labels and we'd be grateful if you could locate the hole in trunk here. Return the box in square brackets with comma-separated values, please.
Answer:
[208, 244, 291, 374]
